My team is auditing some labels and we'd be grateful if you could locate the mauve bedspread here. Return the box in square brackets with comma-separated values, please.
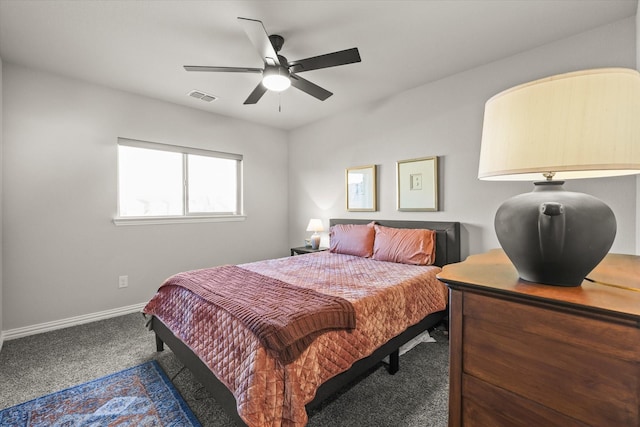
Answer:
[143, 251, 448, 427]
[155, 265, 356, 364]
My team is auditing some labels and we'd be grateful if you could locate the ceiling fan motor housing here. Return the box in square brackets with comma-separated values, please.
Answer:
[277, 55, 289, 67]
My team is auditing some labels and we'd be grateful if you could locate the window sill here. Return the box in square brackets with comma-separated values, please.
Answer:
[112, 215, 246, 226]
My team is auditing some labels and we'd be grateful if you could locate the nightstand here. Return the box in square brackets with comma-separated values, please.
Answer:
[290, 246, 328, 256]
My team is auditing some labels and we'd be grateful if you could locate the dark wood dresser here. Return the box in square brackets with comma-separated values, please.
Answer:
[437, 249, 640, 427]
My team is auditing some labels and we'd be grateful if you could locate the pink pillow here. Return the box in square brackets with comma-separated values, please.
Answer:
[372, 225, 436, 265]
[329, 222, 375, 257]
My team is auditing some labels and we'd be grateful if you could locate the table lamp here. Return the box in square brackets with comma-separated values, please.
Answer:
[306, 219, 324, 250]
[478, 68, 640, 286]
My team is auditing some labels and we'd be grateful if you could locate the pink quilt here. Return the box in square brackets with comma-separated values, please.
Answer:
[143, 251, 447, 426]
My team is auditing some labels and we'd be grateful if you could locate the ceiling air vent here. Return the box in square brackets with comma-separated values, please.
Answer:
[188, 90, 217, 102]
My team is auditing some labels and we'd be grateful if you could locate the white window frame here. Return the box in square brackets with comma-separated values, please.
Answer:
[113, 138, 245, 226]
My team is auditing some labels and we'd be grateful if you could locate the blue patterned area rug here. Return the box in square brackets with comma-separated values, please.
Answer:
[0, 360, 201, 426]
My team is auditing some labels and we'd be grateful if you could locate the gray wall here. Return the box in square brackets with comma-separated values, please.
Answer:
[288, 17, 638, 259]
[2, 64, 289, 331]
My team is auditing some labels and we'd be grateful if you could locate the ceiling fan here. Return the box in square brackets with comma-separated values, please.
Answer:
[184, 17, 361, 105]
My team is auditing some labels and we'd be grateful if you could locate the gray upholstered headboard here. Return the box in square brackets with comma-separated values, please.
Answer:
[329, 219, 461, 267]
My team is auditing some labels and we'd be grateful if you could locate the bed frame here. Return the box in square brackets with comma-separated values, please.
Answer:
[150, 219, 461, 426]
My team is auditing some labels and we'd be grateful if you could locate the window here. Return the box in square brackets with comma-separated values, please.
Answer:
[115, 138, 243, 225]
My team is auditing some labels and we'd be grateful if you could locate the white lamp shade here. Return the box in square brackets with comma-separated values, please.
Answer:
[306, 219, 324, 232]
[478, 68, 640, 181]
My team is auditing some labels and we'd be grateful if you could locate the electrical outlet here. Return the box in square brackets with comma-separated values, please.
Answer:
[118, 275, 128, 289]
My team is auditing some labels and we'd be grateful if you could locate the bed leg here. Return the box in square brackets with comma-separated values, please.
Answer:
[388, 349, 399, 375]
[155, 334, 165, 352]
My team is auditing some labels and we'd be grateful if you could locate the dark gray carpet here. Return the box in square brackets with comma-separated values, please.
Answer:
[0, 313, 448, 426]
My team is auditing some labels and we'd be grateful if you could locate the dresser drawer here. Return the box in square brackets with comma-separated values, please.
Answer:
[462, 292, 640, 427]
[461, 374, 589, 427]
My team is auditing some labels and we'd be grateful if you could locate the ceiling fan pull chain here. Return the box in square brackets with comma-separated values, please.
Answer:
[279, 93, 282, 113]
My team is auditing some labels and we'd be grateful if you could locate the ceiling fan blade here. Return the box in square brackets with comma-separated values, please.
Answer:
[184, 65, 262, 73]
[243, 82, 268, 104]
[288, 48, 361, 73]
[290, 74, 333, 101]
[237, 17, 280, 66]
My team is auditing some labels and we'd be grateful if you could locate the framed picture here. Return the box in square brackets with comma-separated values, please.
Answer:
[397, 156, 438, 211]
[346, 165, 377, 211]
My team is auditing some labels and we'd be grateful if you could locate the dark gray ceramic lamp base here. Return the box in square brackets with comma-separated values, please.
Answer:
[495, 181, 616, 287]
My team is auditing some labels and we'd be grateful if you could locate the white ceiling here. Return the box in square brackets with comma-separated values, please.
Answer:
[0, 0, 637, 130]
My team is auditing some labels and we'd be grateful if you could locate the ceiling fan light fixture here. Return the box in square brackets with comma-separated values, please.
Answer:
[262, 66, 291, 92]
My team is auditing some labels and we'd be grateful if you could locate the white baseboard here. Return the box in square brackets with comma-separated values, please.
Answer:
[2, 302, 148, 342]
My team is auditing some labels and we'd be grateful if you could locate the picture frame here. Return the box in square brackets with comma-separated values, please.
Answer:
[397, 156, 438, 211]
[346, 165, 377, 212]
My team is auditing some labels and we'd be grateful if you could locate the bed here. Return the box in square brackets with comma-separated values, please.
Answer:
[144, 219, 460, 426]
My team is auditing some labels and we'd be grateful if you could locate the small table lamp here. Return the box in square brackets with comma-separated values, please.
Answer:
[306, 219, 324, 250]
[479, 68, 640, 286]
